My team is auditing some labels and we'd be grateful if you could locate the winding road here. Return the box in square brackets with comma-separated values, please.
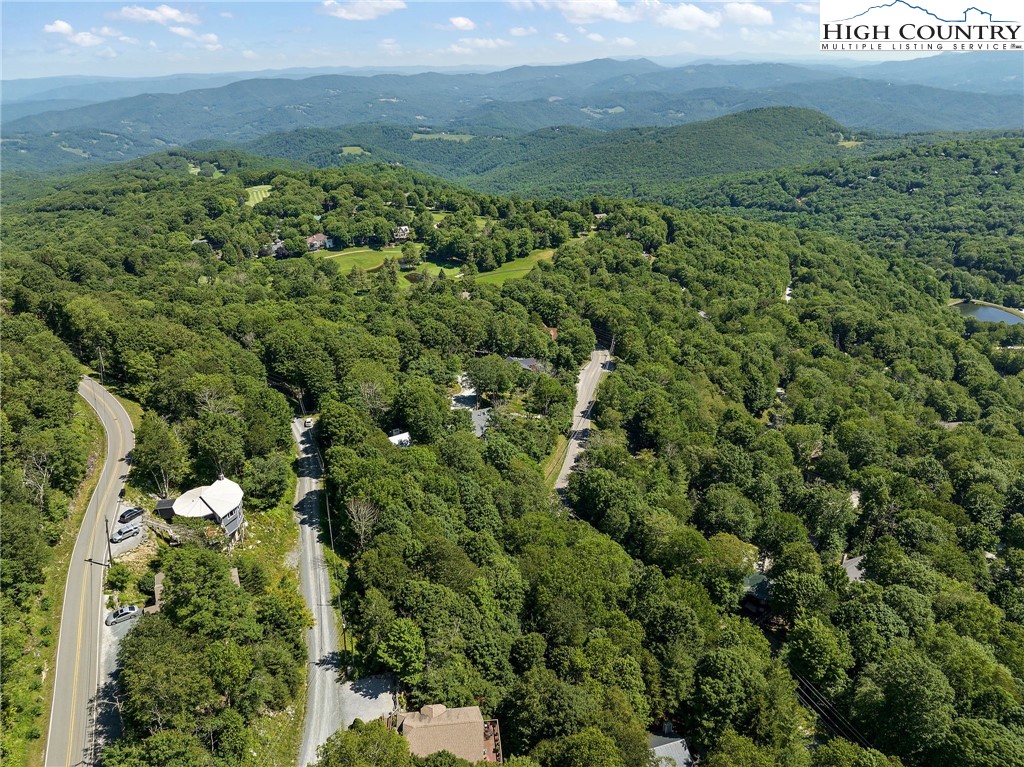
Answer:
[555, 348, 614, 490]
[46, 377, 134, 767]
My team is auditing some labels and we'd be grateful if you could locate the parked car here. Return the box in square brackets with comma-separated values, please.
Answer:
[118, 506, 144, 524]
[304, 417, 314, 427]
[105, 605, 140, 626]
[110, 524, 141, 544]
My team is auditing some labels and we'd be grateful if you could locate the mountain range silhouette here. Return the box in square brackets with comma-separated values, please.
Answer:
[835, 1, 1016, 23]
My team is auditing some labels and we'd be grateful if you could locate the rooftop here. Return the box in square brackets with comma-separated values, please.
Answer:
[172, 477, 243, 522]
[396, 704, 501, 763]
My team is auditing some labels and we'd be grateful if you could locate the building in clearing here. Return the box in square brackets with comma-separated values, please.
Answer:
[389, 704, 503, 763]
[168, 477, 246, 539]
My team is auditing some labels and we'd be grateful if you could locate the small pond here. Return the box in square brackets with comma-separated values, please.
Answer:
[954, 303, 1024, 326]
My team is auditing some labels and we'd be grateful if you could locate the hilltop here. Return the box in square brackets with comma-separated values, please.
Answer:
[3, 57, 1021, 173]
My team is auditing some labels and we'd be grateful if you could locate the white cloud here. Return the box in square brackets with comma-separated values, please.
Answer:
[449, 16, 476, 30]
[541, 0, 638, 24]
[615, 36, 636, 46]
[220, 11, 234, 19]
[97, 47, 118, 58]
[507, 0, 535, 10]
[169, 26, 221, 49]
[656, 3, 721, 30]
[117, 5, 200, 25]
[43, 19, 105, 47]
[454, 37, 511, 49]
[93, 26, 121, 36]
[44, 19, 74, 35]
[724, 2, 773, 25]
[553, 31, 570, 42]
[510, 25, 537, 36]
[322, 0, 406, 21]
[379, 37, 401, 53]
[242, 49, 258, 59]
[119, 35, 141, 44]
[587, 32, 605, 41]
[795, 3, 818, 13]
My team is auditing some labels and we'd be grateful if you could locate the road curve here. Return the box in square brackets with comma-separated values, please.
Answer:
[45, 377, 134, 767]
[555, 348, 614, 490]
[293, 419, 344, 767]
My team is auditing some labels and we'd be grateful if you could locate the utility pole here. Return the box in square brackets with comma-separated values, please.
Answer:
[104, 516, 113, 567]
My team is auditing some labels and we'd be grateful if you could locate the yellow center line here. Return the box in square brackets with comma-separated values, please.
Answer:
[65, 381, 121, 767]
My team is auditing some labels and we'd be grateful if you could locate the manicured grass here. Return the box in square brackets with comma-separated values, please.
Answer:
[410, 133, 474, 142]
[25, 397, 105, 767]
[245, 184, 273, 207]
[474, 248, 555, 285]
[341, 146, 368, 155]
[322, 245, 404, 272]
[400, 262, 462, 289]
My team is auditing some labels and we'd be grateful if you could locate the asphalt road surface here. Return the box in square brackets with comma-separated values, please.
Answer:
[46, 377, 133, 767]
[293, 419, 397, 765]
[555, 348, 614, 490]
[293, 419, 345, 767]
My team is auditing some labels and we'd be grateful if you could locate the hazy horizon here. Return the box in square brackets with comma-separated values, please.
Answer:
[3, 1, 955, 81]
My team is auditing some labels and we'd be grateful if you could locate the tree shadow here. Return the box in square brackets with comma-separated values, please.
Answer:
[86, 676, 123, 765]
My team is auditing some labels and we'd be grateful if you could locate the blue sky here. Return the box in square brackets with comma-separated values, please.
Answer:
[4, 1, 850, 79]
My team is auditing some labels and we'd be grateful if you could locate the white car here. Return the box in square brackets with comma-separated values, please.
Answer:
[105, 605, 140, 626]
[110, 524, 141, 544]
[304, 417, 314, 427]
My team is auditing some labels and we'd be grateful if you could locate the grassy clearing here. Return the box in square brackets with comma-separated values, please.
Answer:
[341, 146, 368, 155]
[400, 262, 462, 289]
[245, 184, 273, 207]
[24, 397, 105, 767]
[322, 245, 404, 272]
[410, 133, 474, 142]
[838, 140, 863, 148]
[474, 248, 555, 285]
[542, 434, 569, 489]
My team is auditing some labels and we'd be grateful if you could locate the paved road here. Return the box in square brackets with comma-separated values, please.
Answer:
[293, 419, 345, 767]
[293, 419, 398, 765]
[555, 348, 614, 490]
[46, 377, 134, 767]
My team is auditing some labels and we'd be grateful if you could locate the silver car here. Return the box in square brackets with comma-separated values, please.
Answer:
[110, 523, 141, 544]
[105, 605, 140, 626]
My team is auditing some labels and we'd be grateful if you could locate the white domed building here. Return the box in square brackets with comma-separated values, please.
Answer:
[170, 476, 246, 540]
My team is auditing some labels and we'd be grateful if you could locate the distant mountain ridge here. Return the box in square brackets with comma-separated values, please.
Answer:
[3, 56, 1021, 172]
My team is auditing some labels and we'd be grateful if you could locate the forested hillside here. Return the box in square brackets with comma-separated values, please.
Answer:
[667, 138, 1024, 309]
[241, 108, 908, 196]
[3, 154, 1023, 767]
[4, 57, 1021, 172]
[1, 316, 95, 763]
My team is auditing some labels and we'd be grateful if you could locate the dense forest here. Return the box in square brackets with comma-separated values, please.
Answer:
[2, 153, 1023, 767]
[1, 315, 94, 762]
[667, 138, 1024, 309]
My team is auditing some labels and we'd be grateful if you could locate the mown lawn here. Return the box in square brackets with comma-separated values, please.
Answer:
[474, 248, 555, 285]
[245, 185, 273, 207]
[321, 245, 404, 272]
